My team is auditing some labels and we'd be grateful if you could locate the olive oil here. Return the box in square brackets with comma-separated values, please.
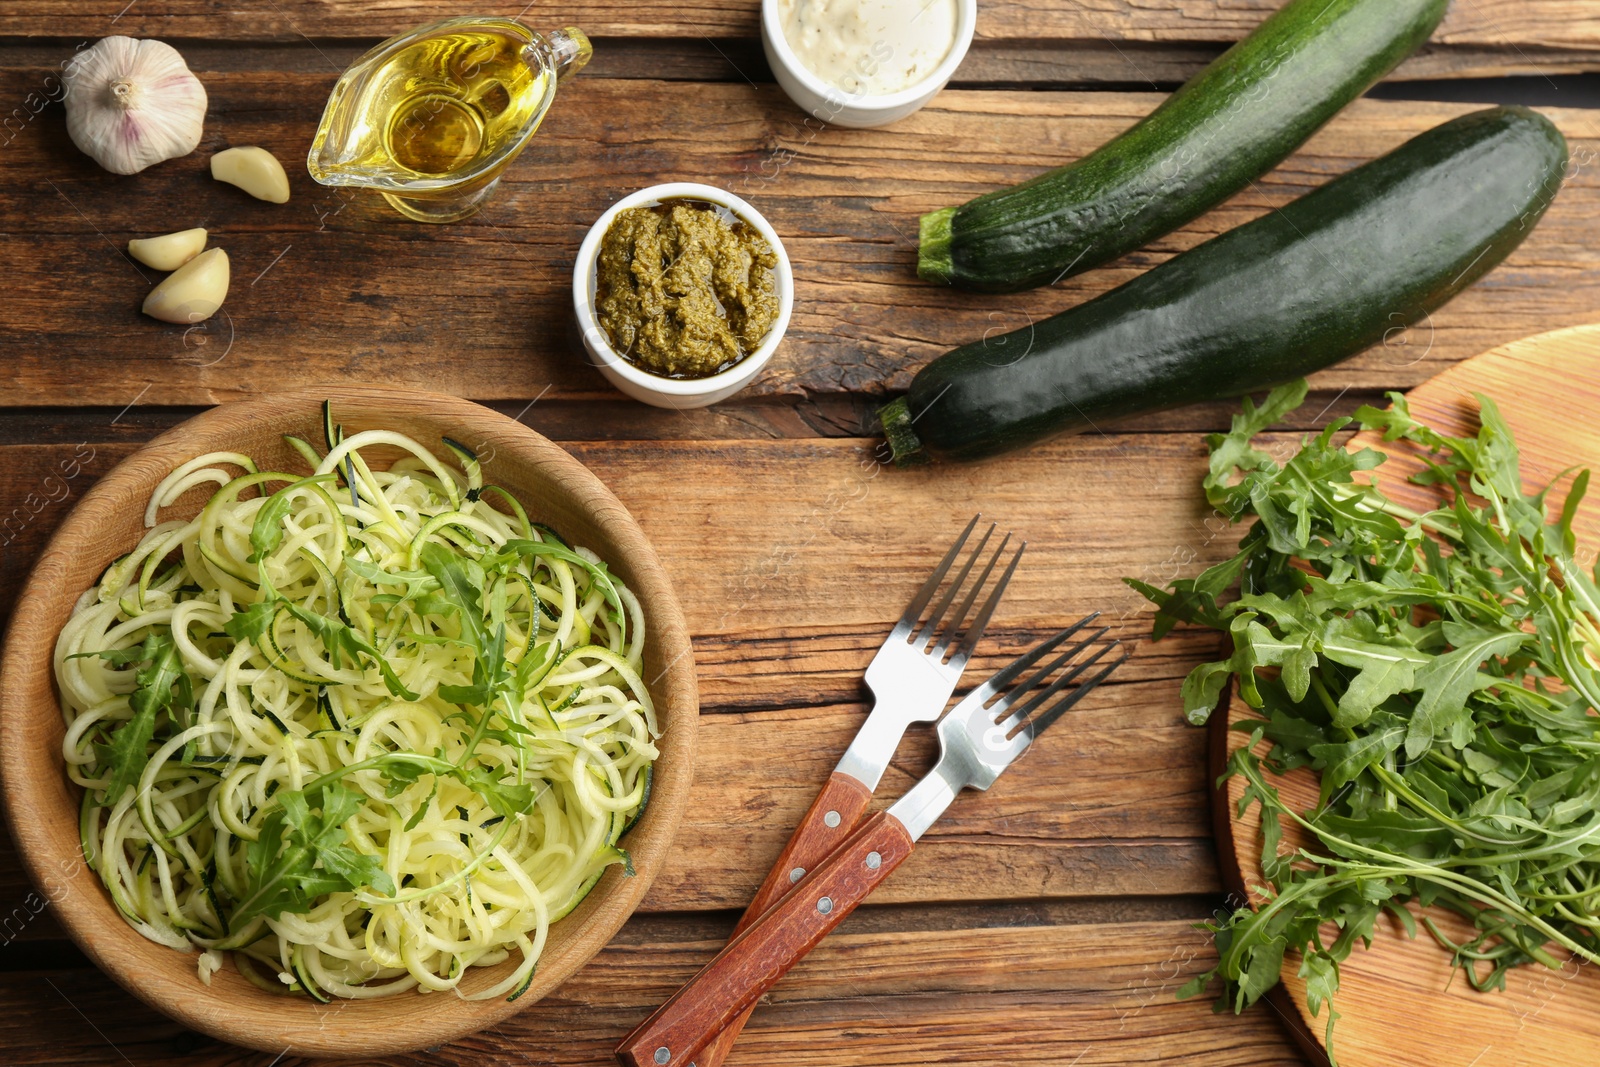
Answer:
[308, 18, 591, 222]
[361, 28, 545, 179]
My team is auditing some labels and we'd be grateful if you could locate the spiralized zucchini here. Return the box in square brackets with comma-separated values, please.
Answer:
[54, 416, 657, 1000]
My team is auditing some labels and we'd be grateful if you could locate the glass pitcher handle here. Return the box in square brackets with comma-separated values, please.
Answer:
[540, 27, 593, 84]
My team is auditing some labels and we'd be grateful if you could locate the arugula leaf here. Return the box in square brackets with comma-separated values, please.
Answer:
[420, 541, 486, 648]
[285, 602, 365, 671]
[223, 600, 279, 644]
[342, 555, 439, 594]
[249, 474, 337, 564]
[68, 638, 159, 667]
[1125, 549, 1252, 640]
[1336, 661, 1414, 728]
[420, 540, 524, 776]
[455, 765, 537, 819]
[403, 778, 440, 831]
[1203, 380, 1309, 517]
[1405, 630, 1527, 758]
[1181, 658, 1236, 725]
[1557, 468, 1591, 557]
[93, 632, 192, 803]
[1310, 723, 1404, 793]
[1299, 951, 1340, 1021]
[248, 486, 297, 563]
[229, 784, 394, 931]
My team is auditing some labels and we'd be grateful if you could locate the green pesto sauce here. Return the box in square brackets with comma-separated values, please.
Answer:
[595, 199, 780, 379]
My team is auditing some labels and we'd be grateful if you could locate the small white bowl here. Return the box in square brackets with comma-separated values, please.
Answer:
[761, 0, 977, 129]
[573, 183, 793, 410]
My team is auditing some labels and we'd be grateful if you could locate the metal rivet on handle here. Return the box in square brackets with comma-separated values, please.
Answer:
[866, 851, 882, 870]
[655, 1048, 671, 1065]
[817, 896, 834, 915]
[824, 810, 841, 828]
[789, 867, 805, 883]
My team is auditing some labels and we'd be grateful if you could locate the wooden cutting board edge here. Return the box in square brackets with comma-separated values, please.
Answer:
[1209, 323, 1600, 1067]
[1209, 703, 1333, 1065]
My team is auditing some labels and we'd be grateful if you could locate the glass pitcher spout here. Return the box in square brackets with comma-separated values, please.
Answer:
[307, 16, 592, 223]
[529, 27, 592, 85]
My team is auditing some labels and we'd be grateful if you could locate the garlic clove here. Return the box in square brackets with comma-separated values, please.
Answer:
[128, 227, 207, 271]
[64, 37, 207, 175]
[210, 146, 291, 203]
[142, 247, 230, 324]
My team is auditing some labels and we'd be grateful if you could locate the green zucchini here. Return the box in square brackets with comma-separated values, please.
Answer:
[882, 106, 1567, 464]
[918, 0, 1448, 292]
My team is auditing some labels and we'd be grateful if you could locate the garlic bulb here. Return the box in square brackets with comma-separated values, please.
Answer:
[64, 37, 207, 175]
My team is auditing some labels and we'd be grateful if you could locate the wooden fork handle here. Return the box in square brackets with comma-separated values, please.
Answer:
[739, 771, 874, 934]
[615, 810, 913, 1067]
[680, 772, 875, 1067]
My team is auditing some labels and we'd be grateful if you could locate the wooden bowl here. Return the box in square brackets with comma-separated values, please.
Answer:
[0, 387, 698, 1057]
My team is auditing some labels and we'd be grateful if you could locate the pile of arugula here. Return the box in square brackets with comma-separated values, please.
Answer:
[1132, 381, 1600, 1059]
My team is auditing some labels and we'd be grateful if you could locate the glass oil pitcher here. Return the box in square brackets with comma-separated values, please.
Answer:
[308, 17, 591, 223]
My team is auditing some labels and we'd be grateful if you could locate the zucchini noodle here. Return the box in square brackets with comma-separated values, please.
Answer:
[54, 416, 657, 1001]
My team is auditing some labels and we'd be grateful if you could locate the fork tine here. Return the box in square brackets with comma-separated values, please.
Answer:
[991, 625, 1110, 716]
[893, 515, 980, 636]
[944, 541, 1026, 669]
[913, 522, 996, 648]
[931, 531, 1013, 659]
[1022, 649, 1130, 742]
[1002, 643, 1127, 739]
[971, 613, 1100, 702]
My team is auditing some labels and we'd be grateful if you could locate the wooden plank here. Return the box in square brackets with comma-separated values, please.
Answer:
[2, 80, 1597, 408]
[956, 42, 1600, 85]
[2, 0, 1596, 58]
[3, 37, 1592, 87]
[0, 386, 1400, 452]
[0, 918, 1308, 1065]
[0, 893, 1214, 950]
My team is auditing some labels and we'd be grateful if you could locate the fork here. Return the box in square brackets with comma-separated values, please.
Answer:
[683, 516, 1023, 1067]
[617, 623, 1129, 1067]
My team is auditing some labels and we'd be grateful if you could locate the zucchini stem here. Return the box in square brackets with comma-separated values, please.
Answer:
[917, 206, 956, 285]
[878, 397, 929, 467]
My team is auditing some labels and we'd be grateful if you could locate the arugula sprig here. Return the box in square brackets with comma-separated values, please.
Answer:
[226, 783, 395, 936]
[73, 632, 194, 803]
[224, 598, 418, 701]
[419, 541, 527, 750]
[1134, 382, 1600, 1060]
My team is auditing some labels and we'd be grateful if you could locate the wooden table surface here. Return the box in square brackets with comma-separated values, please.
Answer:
[4, 3, 1600, 1065]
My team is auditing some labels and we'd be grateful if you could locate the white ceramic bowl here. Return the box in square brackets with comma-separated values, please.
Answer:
[760, 0, 977, 128]
[573, 183, 793, 410]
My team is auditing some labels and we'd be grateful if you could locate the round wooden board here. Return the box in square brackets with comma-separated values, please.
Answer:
[1213, 325, 1600, 1067]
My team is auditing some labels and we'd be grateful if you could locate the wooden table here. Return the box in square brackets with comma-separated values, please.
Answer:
[3, 3, 1600, 1064]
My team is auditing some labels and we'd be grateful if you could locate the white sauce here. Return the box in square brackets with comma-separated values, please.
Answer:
[777, 0, 960, 98]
